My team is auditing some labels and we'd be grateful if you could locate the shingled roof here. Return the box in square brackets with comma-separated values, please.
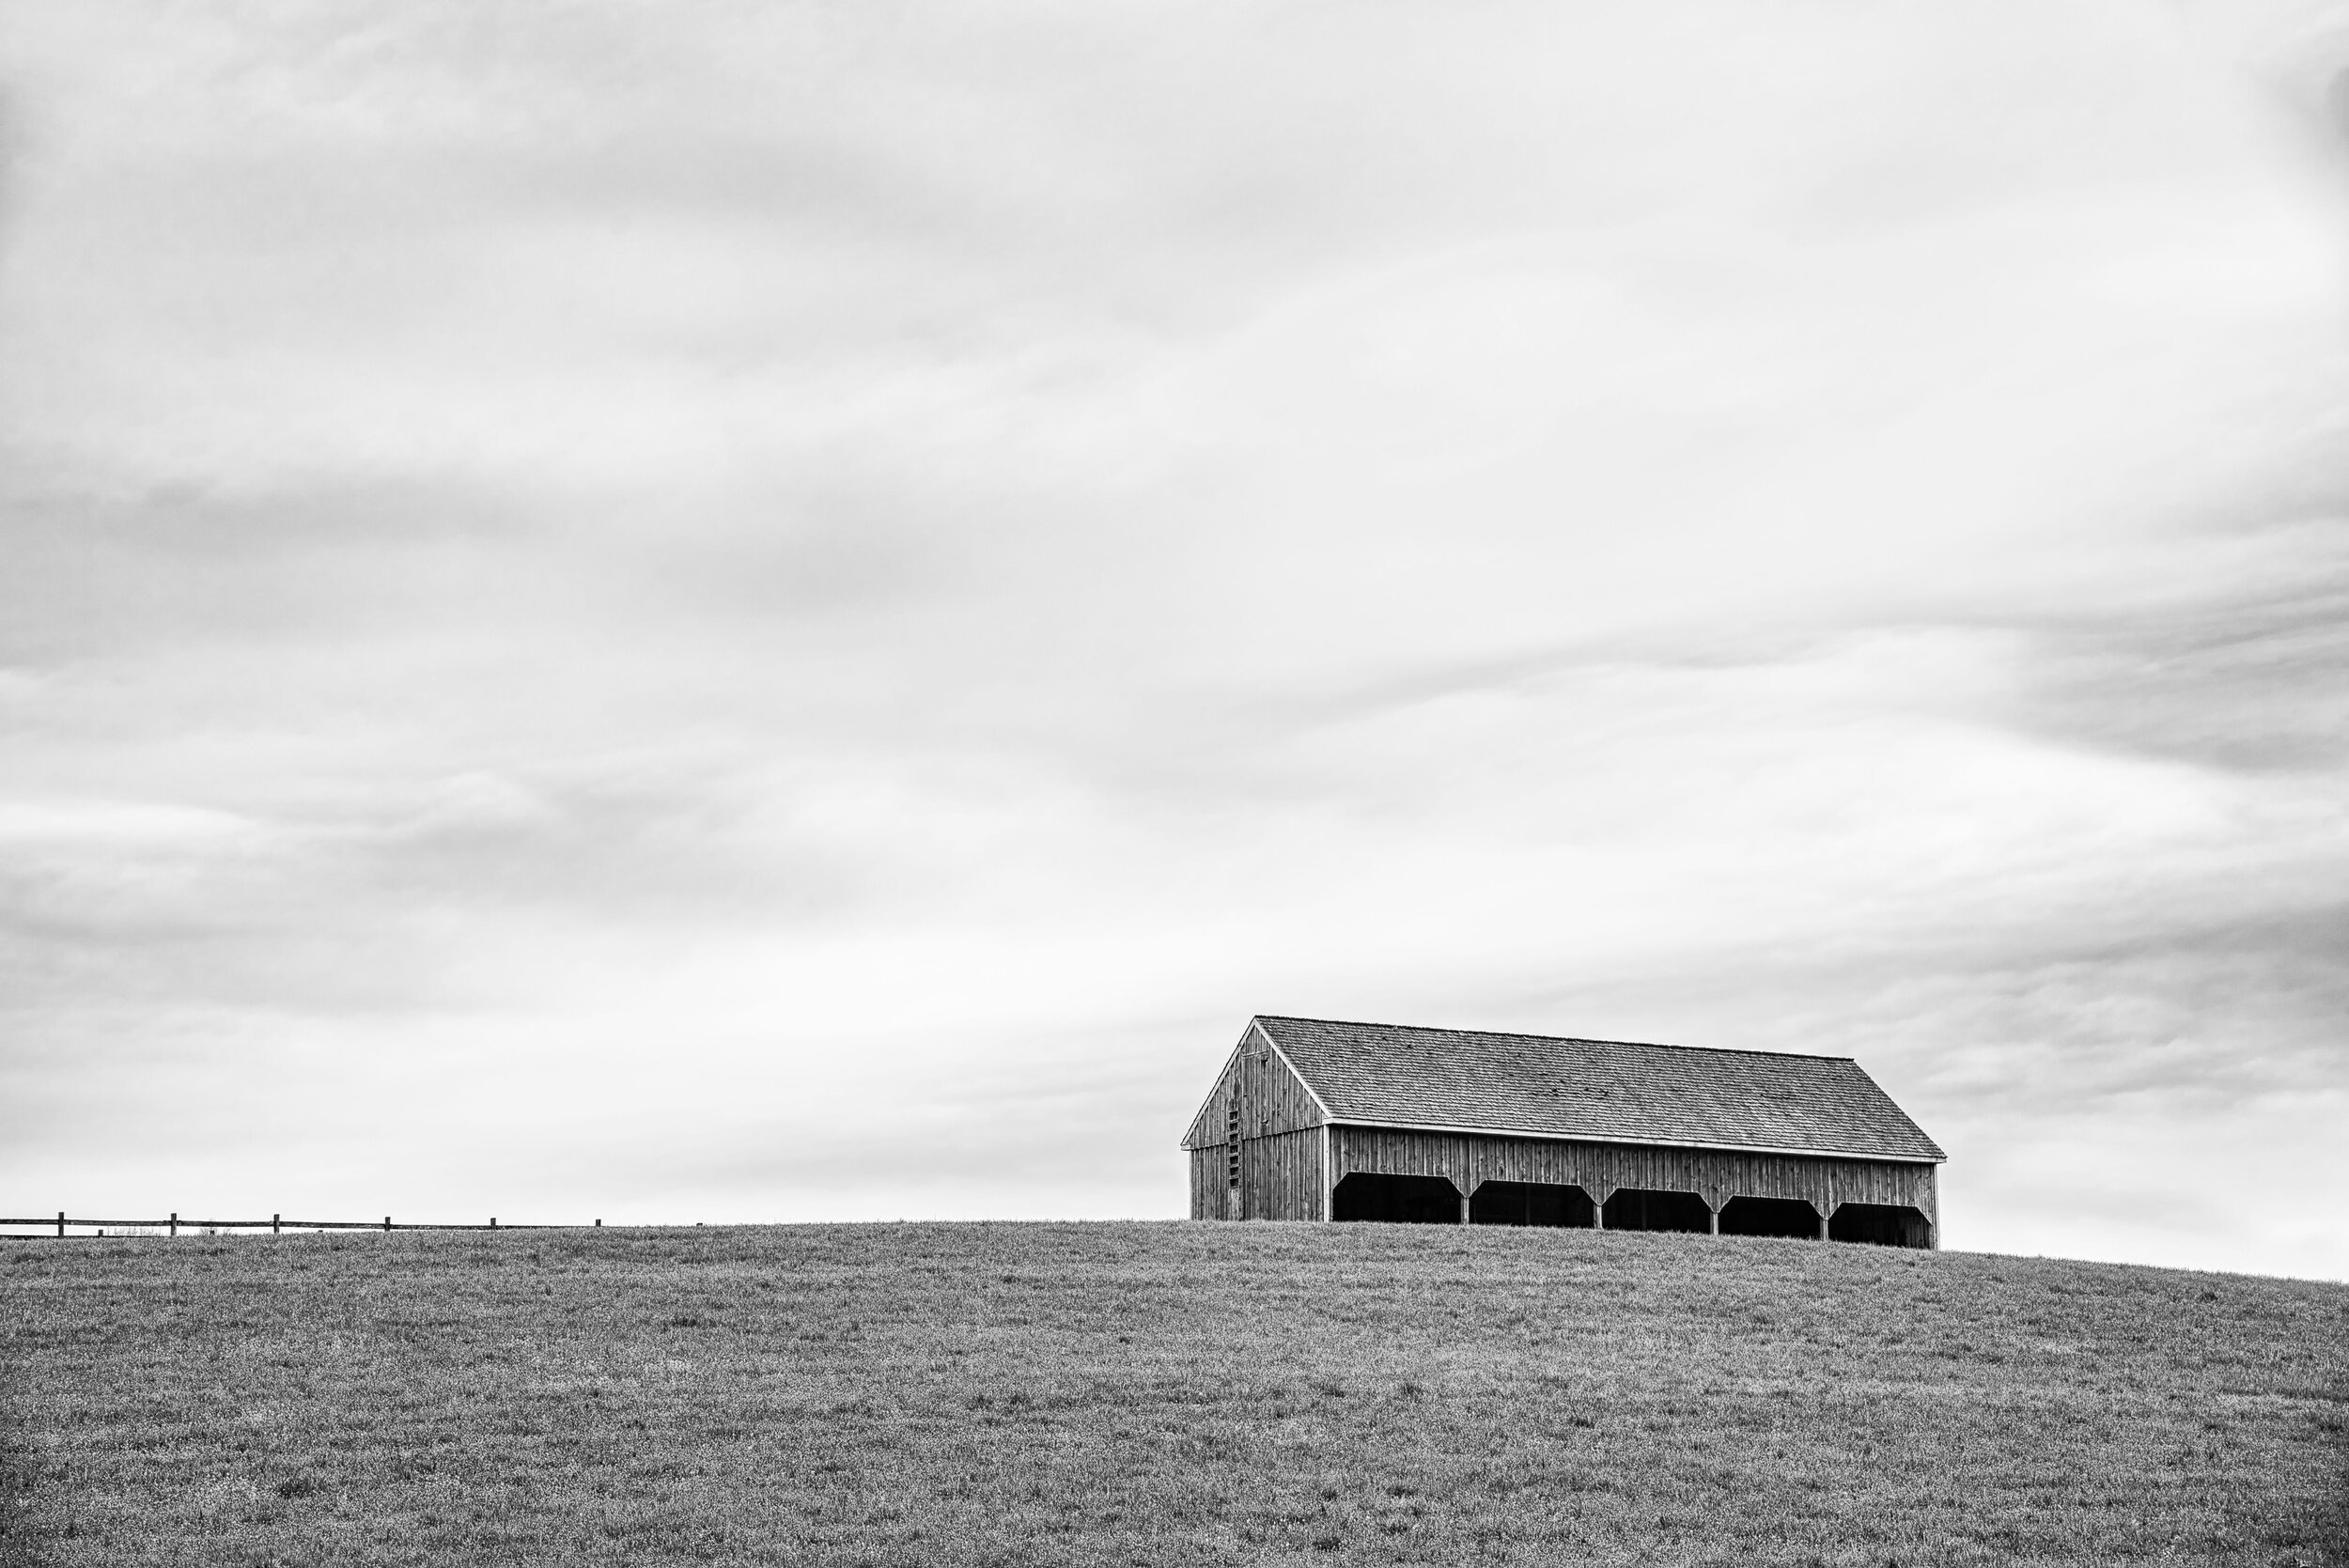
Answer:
[1251, 1016, 1943, 1162]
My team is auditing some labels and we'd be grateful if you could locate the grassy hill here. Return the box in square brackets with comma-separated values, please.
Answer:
[2, 1220, 2341, 1566]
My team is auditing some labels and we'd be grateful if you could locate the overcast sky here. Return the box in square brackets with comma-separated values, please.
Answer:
[4, 2, 2346, 1279]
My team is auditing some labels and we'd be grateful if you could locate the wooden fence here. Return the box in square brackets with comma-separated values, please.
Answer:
[0, 1212, 609, 1237]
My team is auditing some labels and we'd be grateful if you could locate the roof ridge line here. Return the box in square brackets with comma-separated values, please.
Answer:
[1252, 1014, 1860, 1063]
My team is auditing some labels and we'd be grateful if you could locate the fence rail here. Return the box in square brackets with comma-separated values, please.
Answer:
[0, 1212, 605, 1236]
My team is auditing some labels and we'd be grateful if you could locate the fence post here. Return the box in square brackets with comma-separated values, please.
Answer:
[272, 1213, 281, 1235]
[169, 1212, 178, 1237]
[382, 1216, 391, 1233]
[594, 1219, 600, 1227]
[55, 1211, 64, 1238]
[490, 1217, 497, 1230]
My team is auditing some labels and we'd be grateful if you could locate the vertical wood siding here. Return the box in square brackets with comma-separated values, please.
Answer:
[1232, 1128, 1325, 1221]
[1328, 1127, 1937, 1235]
[1180, 1027, 1328, 1149]
[1184, 1028, 1331, 1220]
[1188, 1148, 1221, 1221]
[1190, 1128, 1329, 1221]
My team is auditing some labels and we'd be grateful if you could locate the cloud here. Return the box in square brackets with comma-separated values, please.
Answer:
[0, 0, 2345, 1276]
[2002, 513, 2349, 775]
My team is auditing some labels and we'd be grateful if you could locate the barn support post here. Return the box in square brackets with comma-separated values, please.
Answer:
[1459, 1188, 1470, 1226]
[1816, 1208, 1829, 1241]
[1707, 1205, 1719, 1236]
[1320, 1125, 1333, 1222]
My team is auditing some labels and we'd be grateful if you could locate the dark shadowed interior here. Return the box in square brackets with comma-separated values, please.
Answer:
[1601, 1188, 1713, 1234]
[1469, 1181, 1595, 1228]
[1330, 1172, 1462, 1224]
[1719, 1196, 1822, 1239]
[1829, 1203, 1934, 1248]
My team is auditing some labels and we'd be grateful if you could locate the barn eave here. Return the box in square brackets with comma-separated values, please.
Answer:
[1313, 1116, 1947, 1164]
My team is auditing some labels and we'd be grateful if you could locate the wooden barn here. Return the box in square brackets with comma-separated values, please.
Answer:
[1182, 1016, 1945, 1247]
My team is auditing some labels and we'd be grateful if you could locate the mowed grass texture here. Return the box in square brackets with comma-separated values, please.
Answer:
[2, 1223, 2343, 1567]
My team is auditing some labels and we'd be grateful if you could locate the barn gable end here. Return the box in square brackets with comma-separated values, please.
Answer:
[1178, 1019, 1329, 1149]
[1180, 1020, 1332, 1222]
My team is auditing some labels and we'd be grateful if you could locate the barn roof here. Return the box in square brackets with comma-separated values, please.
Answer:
[1251, 1016, 1944, 1162]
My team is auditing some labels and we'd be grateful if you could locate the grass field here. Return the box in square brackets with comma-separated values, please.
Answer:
[1, 1221, 2342, 1566]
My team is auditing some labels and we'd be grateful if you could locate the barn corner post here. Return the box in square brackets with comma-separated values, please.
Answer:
[1320, 1123, 1334, 1222]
